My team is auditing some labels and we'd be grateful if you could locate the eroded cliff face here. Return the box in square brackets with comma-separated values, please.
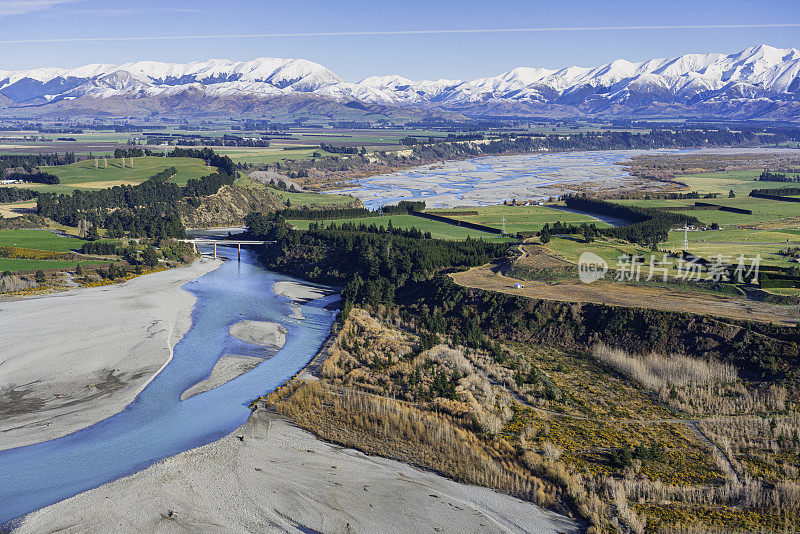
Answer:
[177, 184, 360, 228]
[177, 185, 281, 228]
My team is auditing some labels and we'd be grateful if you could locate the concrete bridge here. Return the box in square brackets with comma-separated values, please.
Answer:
[180, 239, 275, 259]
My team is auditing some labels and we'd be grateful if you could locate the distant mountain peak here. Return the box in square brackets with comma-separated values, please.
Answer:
[1, 44, 798, 120]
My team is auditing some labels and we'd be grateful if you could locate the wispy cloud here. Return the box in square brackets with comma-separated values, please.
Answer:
[0, 23, 799, 44]
[41, 6, 205, 17]
[159, 7, 204, 13]
[0, 0, 79, 17]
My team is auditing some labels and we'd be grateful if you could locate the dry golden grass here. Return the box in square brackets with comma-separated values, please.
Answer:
[0, 201, 37, 218]
[450, 263, 800, 326]
[514, 244, 574, 269]
[268, 306, 799, 533]
[271, 380, 563, 507]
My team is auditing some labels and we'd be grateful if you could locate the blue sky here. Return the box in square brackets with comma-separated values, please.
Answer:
[1, 0, 799, 80]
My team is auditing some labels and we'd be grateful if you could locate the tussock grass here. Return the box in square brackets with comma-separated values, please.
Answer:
[266, 306, 799, 533]
[271, 380, 561, 508]
[592, 343, 738, 389]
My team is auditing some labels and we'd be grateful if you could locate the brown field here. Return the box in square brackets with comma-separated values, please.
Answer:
[748, 217, 800, 230]
[0, 201, 37, 218]
[450, 264, 800, 327]
[515, 243, 574, 269]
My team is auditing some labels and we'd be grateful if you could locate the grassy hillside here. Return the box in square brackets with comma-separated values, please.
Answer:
[45, 156, 214, 187]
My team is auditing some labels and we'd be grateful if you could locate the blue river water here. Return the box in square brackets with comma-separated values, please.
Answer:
[0, 246, 338, 524]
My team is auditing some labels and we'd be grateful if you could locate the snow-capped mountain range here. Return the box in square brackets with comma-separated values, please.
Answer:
[1, 44, 799, 119]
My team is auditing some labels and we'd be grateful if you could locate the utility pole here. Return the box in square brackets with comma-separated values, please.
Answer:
[683, 226, 689, 251]
[501, 216, 506, 236]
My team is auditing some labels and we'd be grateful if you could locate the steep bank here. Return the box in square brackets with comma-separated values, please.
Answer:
[177, 182, 361, 228]
[177, 184, 284, 228]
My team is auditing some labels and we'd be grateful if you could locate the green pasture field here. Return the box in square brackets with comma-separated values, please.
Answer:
[616, 197, 800, 227]
[44, 156, 214, 187]
[544, 236, 649, 267]
[289, 214, 513, 242]
[765, 287, 800, 296]
[674, 170, 796, 196]
[0, 229, 86, 252]
[662, 242, 793, 267]
[274, 189, 357, 207]
[429, 204, 610, 234]
[0, 129, 133, 143]
[543, 234, 792, 279]
[664, 228, 800, 245]
[2, 156, 214, 194]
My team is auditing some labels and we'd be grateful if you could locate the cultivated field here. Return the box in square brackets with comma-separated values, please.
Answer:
[429, 204, 609, 233]
[0, 229, 85, 252]
[616, 196, 800, 228]
[46, 156, 214, 187]
[289, 214, 512, 242]
[0, 200, 36, 218]
[676, 170, 788, 196]
[0, 229, 112, 273]
[0, 156, 215, 196]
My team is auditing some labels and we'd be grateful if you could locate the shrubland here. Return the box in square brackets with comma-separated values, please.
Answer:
[251, 210, 800, 533]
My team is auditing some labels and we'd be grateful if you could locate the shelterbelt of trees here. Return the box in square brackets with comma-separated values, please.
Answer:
[245, 210, 506, 310]
[750, 186, 800, 202]
[408, 276, 800, 380]
[37, 149, 236, 238]
[277, 200, 425, 221]
[0, 152, 77, 174]
[2, 171, 60, 184]
[562, 195, 701, 245]
[759, 171, 800, 183]
[0, 187, 38, 203]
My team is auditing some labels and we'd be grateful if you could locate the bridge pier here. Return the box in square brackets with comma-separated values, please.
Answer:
[180, 239, 274, 260]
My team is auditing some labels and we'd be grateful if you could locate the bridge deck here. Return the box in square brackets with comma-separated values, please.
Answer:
[181, 239, 275, 245]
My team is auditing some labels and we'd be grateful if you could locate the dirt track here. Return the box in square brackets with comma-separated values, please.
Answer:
[451, 264, 800, 327]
